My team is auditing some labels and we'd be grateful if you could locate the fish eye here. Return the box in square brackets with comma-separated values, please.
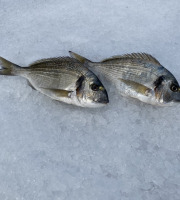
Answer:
[170, 84, 178, 92]
[91, 84, 99, 91]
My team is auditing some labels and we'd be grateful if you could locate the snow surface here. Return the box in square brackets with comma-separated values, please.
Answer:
[0, 0, 180, 199]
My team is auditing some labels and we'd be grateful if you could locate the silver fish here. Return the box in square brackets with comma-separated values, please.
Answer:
[0, 56, 109, 107]
[69, 51, 180, 106]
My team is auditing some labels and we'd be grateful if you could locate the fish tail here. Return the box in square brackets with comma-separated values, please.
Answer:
[0, 57, 21, 76]
[69, 51, 91, 64]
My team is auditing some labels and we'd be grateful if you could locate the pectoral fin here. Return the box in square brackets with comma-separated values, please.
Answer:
[119, 78, 151, 96]
[40, 88, 72, 98]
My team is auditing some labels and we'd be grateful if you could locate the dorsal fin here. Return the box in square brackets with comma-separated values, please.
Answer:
[69, 51, 91, 64]
[101, 53, 161, 65]
[29, 57, 79, 67]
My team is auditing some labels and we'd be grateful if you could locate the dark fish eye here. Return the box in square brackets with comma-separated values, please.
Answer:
[91, 84, 99, 91]
[170, 84, 178, 92]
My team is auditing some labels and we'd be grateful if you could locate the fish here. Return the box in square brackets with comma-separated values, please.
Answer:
[69, 51, 180, 106]
[0, 56, 109, 107]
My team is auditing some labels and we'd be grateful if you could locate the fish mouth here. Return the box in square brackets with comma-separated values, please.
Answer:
[173, 91, 180, 102]
[94, 98, 109, 104]
[95, 90, 109, 104]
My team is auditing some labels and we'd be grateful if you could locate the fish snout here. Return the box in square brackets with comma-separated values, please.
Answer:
[95, 97, 109, 104]
[94, 91, 109, 104]
[173, 90, 180, 102]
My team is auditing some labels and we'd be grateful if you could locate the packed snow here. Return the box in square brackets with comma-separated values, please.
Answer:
[0, 0, 180, 199]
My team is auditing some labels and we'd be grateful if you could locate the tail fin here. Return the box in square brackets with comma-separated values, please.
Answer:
[69, 51, 91, 64]
[0, 57, 20, 76]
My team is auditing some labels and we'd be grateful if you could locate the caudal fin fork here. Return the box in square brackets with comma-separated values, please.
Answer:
[0, 57, 20, 76]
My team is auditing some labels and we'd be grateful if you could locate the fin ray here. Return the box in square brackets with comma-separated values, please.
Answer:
[0, 57, 20, 76]
[101, 53, 161, 65]
[40, 88, 72, 98]
[69, 51, 91, 64]
[29, 57, 79, 67]
[119, 78, 151, 96]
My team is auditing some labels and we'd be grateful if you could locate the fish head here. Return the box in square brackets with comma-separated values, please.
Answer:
[76, 75, 109, 107]
[154, 75, 180, 104]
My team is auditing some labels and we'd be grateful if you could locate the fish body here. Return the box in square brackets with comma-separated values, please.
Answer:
[69, 51, 180, 106]
[0, 56, 109, 107]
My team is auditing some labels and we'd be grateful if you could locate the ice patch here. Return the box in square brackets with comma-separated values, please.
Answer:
[0, 0, 180, 200]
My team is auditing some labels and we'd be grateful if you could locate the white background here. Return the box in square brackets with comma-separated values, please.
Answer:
[0, 0, 180, 199]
